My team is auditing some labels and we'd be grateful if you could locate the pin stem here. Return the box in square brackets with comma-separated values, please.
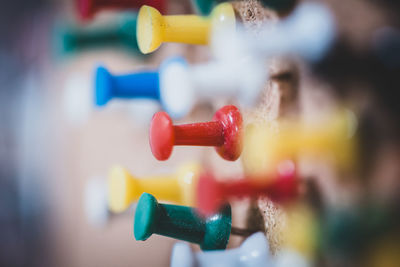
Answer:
[163, 16, 210, 44]
[174, 121, 224, 146]
[230, 227, 259, 237]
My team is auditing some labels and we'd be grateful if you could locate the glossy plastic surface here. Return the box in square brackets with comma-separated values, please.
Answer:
[149, 105, 243, 161]
[134, 193, 231, 250]
[107, 163, 200, 212]
[95, 65, 160, 106]
[136, 3, 234, 54]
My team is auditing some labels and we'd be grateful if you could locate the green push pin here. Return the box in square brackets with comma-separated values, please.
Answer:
[192, 0, 296, 15]
[134, 193, 255, 250]
[55, 12, 140, 56]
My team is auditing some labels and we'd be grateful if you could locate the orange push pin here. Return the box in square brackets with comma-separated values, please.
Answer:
[136, 3, 235, 54]
[149, 105, 243, 161]
[108, 162, 200, 212]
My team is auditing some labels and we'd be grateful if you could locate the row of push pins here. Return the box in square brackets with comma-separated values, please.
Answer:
[76, 0, 295, 21]
[107, 160, 298, 215]
[59, 1, 333, 68]
[92, 2, 334, 118]
[95, 56, 264, 118]
[73, 0, 356, 265]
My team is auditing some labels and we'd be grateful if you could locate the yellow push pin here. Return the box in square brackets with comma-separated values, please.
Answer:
[136, 3, 235, 54]
[108, 162, 200, 212]
[243, 109, 358, 175]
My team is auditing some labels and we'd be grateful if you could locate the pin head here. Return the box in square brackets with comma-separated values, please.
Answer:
[202, 204, 232, 250]
[196, 172, 221, 216]
[159, 57, 193, 119]
[77, 0, 95, 20]
[191, 0, 214, 15]
[134, 193, 159, 241]
[213, 105, 243, 161]
[95, 66, 113, 106]
[108, 166, 137, 213]
[137, 5, 164, 54]
[149, 111, 174, 160]
[58, 25, 77, 54]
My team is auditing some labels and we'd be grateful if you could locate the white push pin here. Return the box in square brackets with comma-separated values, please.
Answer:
[252, 2, 336, 62]
[84, 177, 110, 226]
[160, 56, 266, 109]
[212, 2, 336, 64]
[170, 232, 271, 267]
[63, 72, 92, 126]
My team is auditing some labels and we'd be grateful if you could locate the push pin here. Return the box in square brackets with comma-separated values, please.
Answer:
[192, 0, 296, 15]
[56, 13, 139, 55]
[76, 0, 166, 21]
[149, 105, 243, 161]
[196, 162, 298, 216]
[134, 193, 257, 250]
[96, 57, 264, 116]
[136, 3, 235, 54]
[243, 109, 357, 174]
[108, 162, 200, 212]
[171, 232, 270, 267]
[84, 177, 110, 226]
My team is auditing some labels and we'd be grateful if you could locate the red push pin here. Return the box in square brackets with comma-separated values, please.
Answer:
[76, 0, 166, 21]
[150, 105, 243, 161]
[196, 160, 298, 216]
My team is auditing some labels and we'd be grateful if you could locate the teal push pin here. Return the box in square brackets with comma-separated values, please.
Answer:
[192, 0, 296, 15]
[134, 193, 255, 250]
[56, 13, 139, 55]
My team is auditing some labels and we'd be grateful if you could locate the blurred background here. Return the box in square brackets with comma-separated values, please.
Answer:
[0, 1, 216, 266]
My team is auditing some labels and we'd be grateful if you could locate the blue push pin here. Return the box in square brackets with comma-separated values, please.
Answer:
[95, 57, 194, 119]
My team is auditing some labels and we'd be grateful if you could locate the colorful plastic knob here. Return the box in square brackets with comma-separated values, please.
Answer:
[196, 164, 298, 216]
[192, 0, 296, 15]
[76, 0, 166, 21]
[108, 162, 200, 212]
[136, 3, 235, 54]
[56, 13, 139, 55]
[171, 232, 271, 267]
[134, 193, 231, 250]
[149, 105, 243, 161]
